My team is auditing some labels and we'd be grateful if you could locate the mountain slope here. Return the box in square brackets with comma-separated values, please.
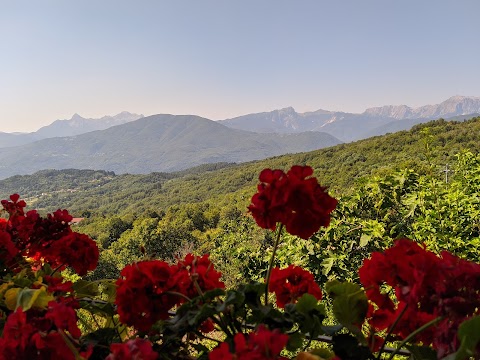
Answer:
[0, 132, 41, 148]
[0, 114, 340, 179]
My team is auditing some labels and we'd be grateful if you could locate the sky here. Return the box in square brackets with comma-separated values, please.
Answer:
[1, 1, 480, 133]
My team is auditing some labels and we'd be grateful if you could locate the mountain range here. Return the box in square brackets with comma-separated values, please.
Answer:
[0, 112, 143, 148]
[219, 96, 480, 141]
[0, 114, 340, 179]
[2, 96, 480, 149]
[1, 96, 479, 179]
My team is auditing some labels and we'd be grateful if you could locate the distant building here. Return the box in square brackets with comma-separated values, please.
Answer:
[70, 217, 84, 225]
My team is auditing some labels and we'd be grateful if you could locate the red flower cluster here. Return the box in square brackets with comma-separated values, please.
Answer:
[0, 194, 99, 275]
[0, 301, 90, 360]
[115, 254, 224, 332]
[107, 338, 158, 360]
[1, 193, 26, 217]
[209, 326, 289, 360]
[176, 253, 225, 299]
[359, 239, 480, 357]
[269, 265, 322, 308]
[248, 166, 337, 239]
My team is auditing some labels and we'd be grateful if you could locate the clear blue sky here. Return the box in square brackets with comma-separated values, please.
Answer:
[1, 1, 479, 132]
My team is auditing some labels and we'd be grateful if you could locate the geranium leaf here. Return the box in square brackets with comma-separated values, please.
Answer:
[325, 281, 368, 342]
[442, 316, 480, 360]
[406, 345, 437, 360]
[16, 287, 54, 311]
[72, 279, 99, 297]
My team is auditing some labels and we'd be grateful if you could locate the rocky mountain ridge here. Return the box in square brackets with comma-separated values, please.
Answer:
[220, 96, 480, 141]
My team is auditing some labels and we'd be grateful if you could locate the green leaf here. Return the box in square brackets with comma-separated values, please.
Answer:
[101, 281, 117, 303]
[332, 334, 373, 360]
[443, 316, 480, 360]
[286, 332, 305, 352]
[295, 293, 323, 314]
[359, 234, 371, 248]
[290, 294, 326, 339]
[216, 289, 245, 312]
[16, 288, 54, 311]
[406, 345, 437, 360]
[325, 281, 368, 342]
[72, 279, 99, 298]
[321, 257, 335, 275]
[321, 324, 343, 335]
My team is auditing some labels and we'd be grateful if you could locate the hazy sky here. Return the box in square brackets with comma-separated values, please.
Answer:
[1, 1, 480, 132]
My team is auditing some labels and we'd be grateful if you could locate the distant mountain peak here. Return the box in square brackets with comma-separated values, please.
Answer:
[71, 113, 85, 120]
[277, 106, 296, 114]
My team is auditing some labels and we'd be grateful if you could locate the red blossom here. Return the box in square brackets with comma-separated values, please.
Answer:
[45, 232, 99, 275]
[45, 300, 82, 338]
[0, 230, 18, 262]
[175, 253, 225, 299]
[116, 255, 224, 332]
[107, 338, 158, 360]
[269, 265, 322, 308]
[200, 318, 215, 333]
[115, 260, 179, 332]
[0, 304, 88, 360]
[248, 166, 337, 239]
[44, 275, 74, 293]
[0, 195, 99, 275]
[209, 326, 289, 360]
[1, 194, 27, 218]
[359, 238, 480, 356]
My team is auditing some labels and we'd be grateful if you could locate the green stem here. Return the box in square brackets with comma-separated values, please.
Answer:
[387, 316, 443, 360]
[194, 331, 222, 344]
[264, 223, 284, 305]
[164, 290, 192, 303]
[377, 303, 409, 359]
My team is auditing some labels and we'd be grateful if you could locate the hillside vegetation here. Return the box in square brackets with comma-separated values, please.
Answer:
[2, 116, 480, 291]
[1, 117, 479, 217]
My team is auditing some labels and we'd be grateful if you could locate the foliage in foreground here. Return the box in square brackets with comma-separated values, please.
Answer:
[0, 164, 479, 359]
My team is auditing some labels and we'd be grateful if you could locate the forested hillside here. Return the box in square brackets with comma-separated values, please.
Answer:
[2, 117, 479, 217]
[2, 116, 480, 359]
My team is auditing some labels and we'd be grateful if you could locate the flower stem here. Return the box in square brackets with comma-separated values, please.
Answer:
[387, 316, 443, 360]
[377, 303, 408, 359]
[264, 223, 284, 305]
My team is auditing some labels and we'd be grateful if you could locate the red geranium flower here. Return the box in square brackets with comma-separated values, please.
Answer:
[107, 338, 158, 360]
[45, 232, 99, 276]
[209, 326, 289, 360]
[115, 260, 178, 332]
[359, 239, 480, 357]
[174, 253, 225, 299]
[0, 303, 88, 360]
[1, 194, 27, 218]
[248, 166, 337, 239]
[269, 265, 322, 308]
[0, 230, 18, 262]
